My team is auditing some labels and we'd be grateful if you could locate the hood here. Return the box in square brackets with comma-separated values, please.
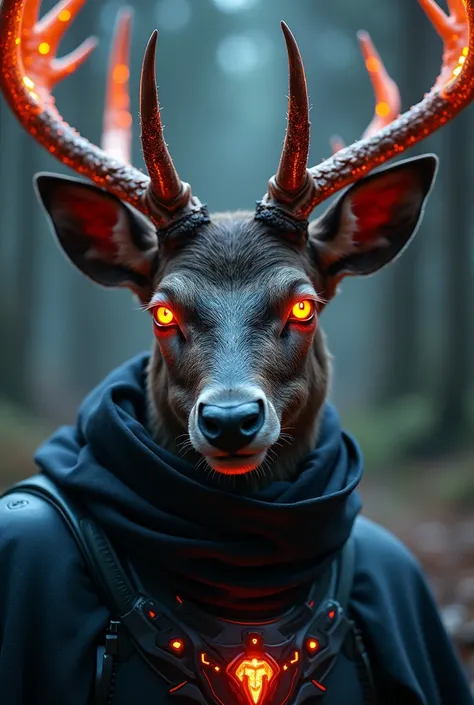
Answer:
[35, 352, 363, 617]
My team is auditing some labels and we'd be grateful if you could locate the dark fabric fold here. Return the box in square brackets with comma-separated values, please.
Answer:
[35, 352, 363, 615]
[0, 352, 471, 704]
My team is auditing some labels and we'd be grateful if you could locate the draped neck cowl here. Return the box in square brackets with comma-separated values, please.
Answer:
[35, 352, 363, 617]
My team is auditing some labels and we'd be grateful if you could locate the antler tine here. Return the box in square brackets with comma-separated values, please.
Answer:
[101, 7, 133, 163]
[140, 31, 190, 209]
[268, 22, 312, 204]
[51, 36, 97, 85]
[330, 31, 401, 154]
[418, 0, 453, 40]
[0, 0, 148, 214]
[35, 0, 90, 54]
[418, 0, 469, 87]
[330, 136, 346, 154]
[260, 0, 474, 221]
[21, 0, 41, 35]
[447, 0, 467, 19]
[16, 0, 97, 101]
[0, 0, 198, 228]
[357, 31, 401, 138]
[303, 0, 474, 215]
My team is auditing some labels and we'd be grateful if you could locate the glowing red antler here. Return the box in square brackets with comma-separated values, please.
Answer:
[330, 32, 401, 154]
[0, 0, 199, 227]
[262, 0, 474, 220]
[418, 0, 469, 87]
[16, 0, 97, 106]
[101, 7, 133, 163]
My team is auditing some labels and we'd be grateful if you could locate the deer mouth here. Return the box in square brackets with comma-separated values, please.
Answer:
[205, 450, 267, 475]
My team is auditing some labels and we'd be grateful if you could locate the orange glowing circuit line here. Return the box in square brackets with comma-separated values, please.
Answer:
[312, 679, 327, 692]
[201, 669, 226, 705]
[169, 681, 187, 693]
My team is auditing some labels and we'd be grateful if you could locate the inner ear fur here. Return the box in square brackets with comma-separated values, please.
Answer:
[308, 154, 438, 284]
[34, 172, 158, 299]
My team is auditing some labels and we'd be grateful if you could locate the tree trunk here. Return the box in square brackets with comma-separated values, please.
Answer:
[375, 4, 429, 404]
[0, 105, 38, 408]
[433, 109, 472, 447]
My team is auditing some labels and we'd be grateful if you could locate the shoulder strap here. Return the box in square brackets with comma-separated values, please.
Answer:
[4, 474, 94, 567]
[2, 474, 136, 615]
[2, 474, 143, 705]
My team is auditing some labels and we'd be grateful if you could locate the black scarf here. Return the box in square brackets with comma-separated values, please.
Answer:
[35, 353, 363, 617]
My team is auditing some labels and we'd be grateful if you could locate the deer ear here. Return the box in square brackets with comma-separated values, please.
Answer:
[34, 173, 158, 298]
[308, 154, 438, 285]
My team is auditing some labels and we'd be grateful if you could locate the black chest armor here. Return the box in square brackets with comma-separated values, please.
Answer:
[5, 475, 378, 705]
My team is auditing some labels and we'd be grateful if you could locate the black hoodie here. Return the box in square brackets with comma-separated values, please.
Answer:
[0, 353, 471, 705]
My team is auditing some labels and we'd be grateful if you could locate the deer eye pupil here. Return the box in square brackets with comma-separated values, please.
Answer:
[290, 300, 314, 321]
[154, 306, 175, 326]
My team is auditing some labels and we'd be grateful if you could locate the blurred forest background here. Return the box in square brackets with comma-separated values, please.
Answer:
[0, 0, 473, 689]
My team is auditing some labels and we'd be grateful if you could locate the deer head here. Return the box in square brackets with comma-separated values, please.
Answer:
[1, 0, 473, 485]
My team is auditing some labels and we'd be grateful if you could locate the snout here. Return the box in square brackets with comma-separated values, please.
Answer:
[188, 387, 280, 475]
[198, 401, 265, 453]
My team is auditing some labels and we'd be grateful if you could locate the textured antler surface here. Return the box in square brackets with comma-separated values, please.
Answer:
[0, 0, 199, 228]
[261, 0, 474, 221]
[269, 22, 312, 203]
[0, 0, 150, 213]
[139, 31, 190, 209]
[303, 0, 474, 216]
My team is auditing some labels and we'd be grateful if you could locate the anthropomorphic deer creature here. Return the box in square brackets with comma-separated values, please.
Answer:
[0, 1, 473, 704]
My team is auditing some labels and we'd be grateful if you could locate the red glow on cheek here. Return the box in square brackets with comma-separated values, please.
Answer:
[293, 315, 318, 331]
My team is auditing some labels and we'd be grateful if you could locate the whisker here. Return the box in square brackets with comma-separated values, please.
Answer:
[177, 439, 192, 452]
[175, 432, 190, 443]
[266, 447, 279, 462]
[176, 434, 194, 457]
[278, 431, 295, 446]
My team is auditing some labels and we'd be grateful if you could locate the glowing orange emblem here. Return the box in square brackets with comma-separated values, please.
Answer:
[229, 655, 278, 705]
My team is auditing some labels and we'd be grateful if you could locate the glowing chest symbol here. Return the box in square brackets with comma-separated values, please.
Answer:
[229, 655, 278, 705]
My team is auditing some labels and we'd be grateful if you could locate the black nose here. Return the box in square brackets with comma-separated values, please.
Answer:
[198, 401, 265, 453]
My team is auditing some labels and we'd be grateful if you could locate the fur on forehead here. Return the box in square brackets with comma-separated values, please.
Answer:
[154, 211, 317, 288]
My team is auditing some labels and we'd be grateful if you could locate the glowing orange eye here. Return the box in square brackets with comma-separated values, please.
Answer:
[154, 306, 176, 327]
[290, 300, 315, 322]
